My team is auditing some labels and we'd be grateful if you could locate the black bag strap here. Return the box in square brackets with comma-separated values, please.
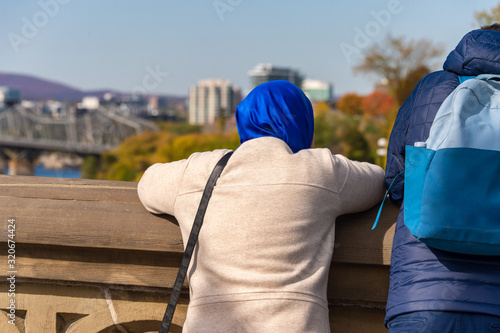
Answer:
[159, 151, 233, 333]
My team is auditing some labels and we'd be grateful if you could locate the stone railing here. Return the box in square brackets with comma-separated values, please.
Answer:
[0, 175, 399, 333]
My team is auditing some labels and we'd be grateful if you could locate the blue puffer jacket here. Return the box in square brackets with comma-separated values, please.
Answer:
[385, 29, 500, 325]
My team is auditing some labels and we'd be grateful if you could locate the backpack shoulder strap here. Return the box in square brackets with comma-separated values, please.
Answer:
[458, 75, 476, 84]
[459, 74, 500, 83]
[476, 74, 500, 81]
[159, 151, 233, 333]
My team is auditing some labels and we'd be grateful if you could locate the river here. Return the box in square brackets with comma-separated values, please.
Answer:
[4, 164, 82, 179]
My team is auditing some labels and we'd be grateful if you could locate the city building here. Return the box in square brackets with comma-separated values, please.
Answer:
[0, 87, 21, 108]
[247, 63, 304, 90]
[79, 96, 100, 110]
[188, 79, 242, 125]
[302, 79, 334, 102]
[42, 100, 64, 118]
[147, 95, 168, 115]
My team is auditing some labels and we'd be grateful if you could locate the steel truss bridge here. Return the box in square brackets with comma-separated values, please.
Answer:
[0, 106, 158, 155]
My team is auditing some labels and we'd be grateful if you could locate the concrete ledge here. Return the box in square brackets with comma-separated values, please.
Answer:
[0, 175, 399, 332]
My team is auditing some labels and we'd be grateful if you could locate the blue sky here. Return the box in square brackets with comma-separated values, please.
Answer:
[0, 0, 498, 97]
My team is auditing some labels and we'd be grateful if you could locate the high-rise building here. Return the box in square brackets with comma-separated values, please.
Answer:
[302, 79, 334, 102]
[188, 79, 242, 125]
[248, 63, 304, 90]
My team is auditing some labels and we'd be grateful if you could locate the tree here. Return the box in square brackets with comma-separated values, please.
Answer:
[87, 129, 240, 181]
[339, 117, 373, 162]
[326, 91, 397, 166]
[336, 93, 363, 115]
[361, 90, 398, 117]
[394, 64, 431, 105]
[313, 106, 375, 163]
[313, 101, 332, 118]
[313, 102, 338, 151]
[217, 107, 227, 132]
[81, 155, 100, 179]
[474, 3, 500, 27]
[354, 35, 443, 105]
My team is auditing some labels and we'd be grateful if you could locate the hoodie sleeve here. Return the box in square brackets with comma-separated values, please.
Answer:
[137, 158, 190, 216]
[334, 155, 386, 215]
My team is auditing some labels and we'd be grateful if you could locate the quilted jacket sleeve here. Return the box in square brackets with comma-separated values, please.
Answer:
[385, 71, 459, 204]
[385, 81, 418, 204]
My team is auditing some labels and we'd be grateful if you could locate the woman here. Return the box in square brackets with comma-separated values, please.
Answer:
[138, 80, 384, 332]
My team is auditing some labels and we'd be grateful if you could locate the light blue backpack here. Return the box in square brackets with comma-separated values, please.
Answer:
[404, 74, 500, 255]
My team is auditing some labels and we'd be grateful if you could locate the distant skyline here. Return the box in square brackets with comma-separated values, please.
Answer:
[1, 0, 498, 97]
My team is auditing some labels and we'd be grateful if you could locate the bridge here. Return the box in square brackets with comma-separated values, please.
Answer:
[0, 106, 158, 174]
[0, 175, 398, 332]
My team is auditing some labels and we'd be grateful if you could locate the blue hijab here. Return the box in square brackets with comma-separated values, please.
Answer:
[235, 80, 314, 153]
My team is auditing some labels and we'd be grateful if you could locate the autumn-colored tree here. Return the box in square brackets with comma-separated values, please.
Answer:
[313, 107, 376, 163]
[361, 90, 398, 117]
[156, 122, 202, 135]
[313, 102, 338, 151]
[82, 123, 240, 182]
[313, 101, 332, 118]
[393, 65, 431, 105]
[474, 3, 500, 27]
[336, 93, 363, 115]
[315, 89, 396, 165]
[354, 35, 443, 106]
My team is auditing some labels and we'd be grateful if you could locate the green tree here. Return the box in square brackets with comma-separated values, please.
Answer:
[217, 107, 227, 132]
[313, 104, 339, 151]
[339, 116, 373, 162]
[313, 104, 375, 163]
[81, 155, 100, 179]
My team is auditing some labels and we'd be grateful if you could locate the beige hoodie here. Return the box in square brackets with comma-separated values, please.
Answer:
[138, 137, 385, 332]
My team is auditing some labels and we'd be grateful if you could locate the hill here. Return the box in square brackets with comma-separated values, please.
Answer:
[0, 72, 186, 102]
